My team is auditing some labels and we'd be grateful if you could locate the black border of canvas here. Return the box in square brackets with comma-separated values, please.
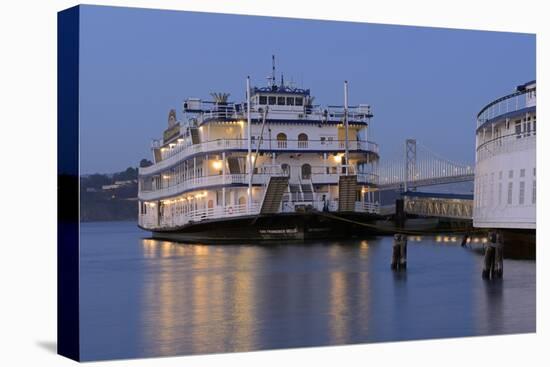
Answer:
[58, 5, 80, 361]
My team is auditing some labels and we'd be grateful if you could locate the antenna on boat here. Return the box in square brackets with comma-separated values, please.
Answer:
[344, 80, 350, 175]
[246, 76, 252, 210]
[272, 54, 276, 86]
[267, 55, 277, 88]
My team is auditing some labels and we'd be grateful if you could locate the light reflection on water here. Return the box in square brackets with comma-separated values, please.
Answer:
[79, 222, 535, 361]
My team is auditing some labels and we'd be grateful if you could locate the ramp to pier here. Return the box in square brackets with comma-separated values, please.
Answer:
[260, 176, 289, 214]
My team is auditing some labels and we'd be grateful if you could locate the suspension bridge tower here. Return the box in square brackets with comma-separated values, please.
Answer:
[404, 139, 417, 192]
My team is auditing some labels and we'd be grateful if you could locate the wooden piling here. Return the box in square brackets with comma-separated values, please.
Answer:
[400, 235, 407, 270]
[391, 235, 400, 270]
[482, 244, 495, 279]
[391, 234, 407, 271]
[493, 231, 504, 278]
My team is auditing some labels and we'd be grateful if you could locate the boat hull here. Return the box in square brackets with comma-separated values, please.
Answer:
[144, 212, 382, 243]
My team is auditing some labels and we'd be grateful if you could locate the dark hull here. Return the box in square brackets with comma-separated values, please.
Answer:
[500, 228, 536, 259]
[146, 212, 382, 243]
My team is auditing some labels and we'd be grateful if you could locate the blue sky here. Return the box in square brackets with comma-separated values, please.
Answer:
[79, 5, 535, 174]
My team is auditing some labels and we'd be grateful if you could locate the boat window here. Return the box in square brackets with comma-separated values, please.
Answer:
[286, 97, 295, 106]
[515, 120, 521, 138]
[268, 96, 276, 105]
[295, 97, 303, 106]
[301, 164, 311, 180]
[259, 96, 267, 105]
[277, 133, 287, 148]
[298, 133, 308, 148]
[277, 96, 286, 105]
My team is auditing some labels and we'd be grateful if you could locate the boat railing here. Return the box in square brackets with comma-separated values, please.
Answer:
[152, 202, 261, 229]
[194, 103, 373, 124]
[139, 173, 253, 201]
[354, 201, 380, 213]
[476, 131, 536, 162]
[279, 199, 378, 214]
[140, 197, 381, 231]
[477, 86, 535, 129]
[143, 138, 379, 175]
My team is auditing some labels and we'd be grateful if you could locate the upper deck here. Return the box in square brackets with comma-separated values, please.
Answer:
[141, 76, 378, 175]
[476, 80, 536, 132]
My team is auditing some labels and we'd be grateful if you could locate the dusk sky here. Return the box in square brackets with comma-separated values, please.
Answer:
[79, 5, 535, 174]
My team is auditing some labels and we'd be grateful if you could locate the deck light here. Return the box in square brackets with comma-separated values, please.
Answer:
[212, 160, 223, 170]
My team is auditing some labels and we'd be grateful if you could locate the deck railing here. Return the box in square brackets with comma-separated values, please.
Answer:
[139, 173, 258, 201]
[145, 202, 261, 229]
[142, 138, 379, 175]
[476, 132, 536, 162]
[193, 103, 373, 124]
[477, 86, 535, 129]
[140, 198, 380, 231]
[139, 167, 378, 202]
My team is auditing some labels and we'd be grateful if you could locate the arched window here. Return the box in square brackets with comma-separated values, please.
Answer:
[238, 196, 247, 206]
[281, 163, 290, 177]
[298, 133, 308, 148]
[301, 164, 311, 180]
[277, 133, 287, 148]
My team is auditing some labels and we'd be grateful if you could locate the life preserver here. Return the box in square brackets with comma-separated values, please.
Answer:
[228, 206, 233, 215]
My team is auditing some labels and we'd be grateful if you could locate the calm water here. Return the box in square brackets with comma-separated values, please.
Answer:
[80, 221, 536, 361]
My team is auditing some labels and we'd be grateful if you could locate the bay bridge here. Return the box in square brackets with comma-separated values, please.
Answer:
[376, 139, 474, 219]
[377, 139, 474, 190]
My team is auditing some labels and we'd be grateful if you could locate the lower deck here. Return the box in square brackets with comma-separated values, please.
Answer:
[145, 211, 381, 243]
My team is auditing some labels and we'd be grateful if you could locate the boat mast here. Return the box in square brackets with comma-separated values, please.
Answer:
[247, 76, 252, 210]
[344, 80, 350, 175]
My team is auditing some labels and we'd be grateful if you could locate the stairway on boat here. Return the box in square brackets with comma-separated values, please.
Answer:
[301, 181, 314, 202]
[227, 157, 243, 174]
[189, 127, 201, 144]
[289, 183, 302, 202]
[260, 176, 290, 214]
[338, 175, 358, 212]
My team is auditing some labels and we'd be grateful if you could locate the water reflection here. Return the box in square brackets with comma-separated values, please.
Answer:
[140, 240, 262, 356]
[78, 223, 536, 360]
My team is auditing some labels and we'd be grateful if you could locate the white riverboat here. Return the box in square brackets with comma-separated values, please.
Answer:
[473, 80, 536, 253]
[137, 61, 380, 241]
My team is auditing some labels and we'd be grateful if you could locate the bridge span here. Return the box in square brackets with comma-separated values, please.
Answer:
[377, 139, 474, 190]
